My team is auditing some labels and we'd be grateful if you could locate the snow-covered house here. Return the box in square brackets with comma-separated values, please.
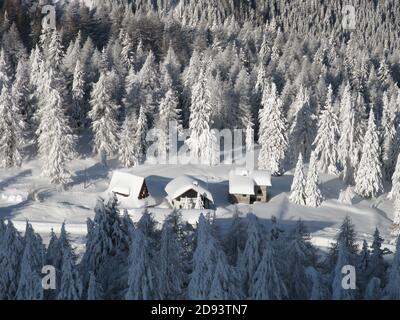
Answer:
[165, 175, 214, 209]
[229, 169, 272, 204]
[106, 171, 156, 208]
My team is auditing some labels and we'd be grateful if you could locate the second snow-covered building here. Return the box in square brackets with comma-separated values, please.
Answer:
[165, 175, 214, 209]
[228, 169, 272, 204]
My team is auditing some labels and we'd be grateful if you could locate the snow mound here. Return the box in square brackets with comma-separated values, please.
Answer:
[0, 189, 29, 204]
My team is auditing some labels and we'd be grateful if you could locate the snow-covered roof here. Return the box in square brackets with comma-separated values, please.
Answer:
[229, 174, 255, 195]
[108, 171, 145, 199]
[251, 170, 272, 186]
[229, 168, 272, 195]
[165, 175, 214, 202]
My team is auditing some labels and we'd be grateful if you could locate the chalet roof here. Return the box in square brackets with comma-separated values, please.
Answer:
[229, 168, 272, 195]
[165, 175, 214, 203]
[109, 171, 145, 200]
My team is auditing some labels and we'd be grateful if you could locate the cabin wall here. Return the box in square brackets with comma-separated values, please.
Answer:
[229, 186, 268, 204]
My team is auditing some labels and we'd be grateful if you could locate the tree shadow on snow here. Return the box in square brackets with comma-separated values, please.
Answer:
[214, 215, 335, 237]
[72, 162, 114, 187]
[0, 170, 32, 191]
[0, 199, 32, 220]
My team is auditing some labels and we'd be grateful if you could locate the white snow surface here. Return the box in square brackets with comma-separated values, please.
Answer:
[0, 154, 396, 253]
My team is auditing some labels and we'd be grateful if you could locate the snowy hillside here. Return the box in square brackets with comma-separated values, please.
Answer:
[2, 0, 400, 301]
[0, 148, 396, 252]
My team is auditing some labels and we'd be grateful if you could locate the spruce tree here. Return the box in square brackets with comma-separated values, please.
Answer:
[290, 153, 307, 205]
[250, 244, 288, 300]
[186, 66, 218, 166]
[36, 68, 76, 188]
[238, 214, 266, 295]
[15, 223, 44, 300]
[0, 86, 24, 168]
[118, 113, 139, 168]
[305, 151, 323, 207]
[89, 71, 119, 166]
[355, 109, 383, 198]
[87, 271, 104, 300]
[57, 247, 83, 300]
[313, 85, 339, 174]
[158, 216, 187, 299]
[383, 237, 400, 300]
[72, 59, 86, 129]
[125, 229, 160, 300]
[258, 83, 288, 175]
[288, 86, 316, 164]
[0, 220, 24, 300]
[188, 214, 240, 299]
[331, 240, 356, 300]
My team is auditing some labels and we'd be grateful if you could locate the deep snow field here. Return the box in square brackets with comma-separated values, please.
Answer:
[0, 146, 397, 255]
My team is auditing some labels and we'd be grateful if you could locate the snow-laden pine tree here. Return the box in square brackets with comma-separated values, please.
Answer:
[326, 216, 359, 271]
[182, 49, 201, 126]
[234, 67, 253, 131]
[223, 208, 246, 266]
[57, 247, 83, 300]
[313, 85, 339, 174]
[288, 86, 316, 164]
[390, 154, 400, 200]
[48, 29, 65, 71]
[306, 267, 328, 300]
[209, 254, 242, 300]
[89, 71, 119, 166]
[355, 109, 383, 198]
[125, 228, 161, 300]
[290, 153, 307, 205]
[80, 196, 129, 299]
[238, 214, 266, 295]
[188, 214, 240, 300]
[118, 113, 139, 168]
[337, 83, 358, 184]
[364, 277, 382, 300]
[382, 92, 397, 179]
[258, 82, 288, 175]
[392, 197, 400, 238]
[155, 88, 182, 161]
[136, 50, 161, 126]
[331, 240, 356, 300]
[367, 228, 389, 282]
[305, 151, 323, 207]
[12, 58, 31, 124]
[15, 223, 44, 300]
[120, 31, 134, 68]
[135, 106, 148, 164]
[0, 48, 11, 91]
[0, 220, 24, 300]
[29, 45, 43, 91]
[0, 86, 24, 168]
[36, 68, 76, 188]
[250, 243, 288, 300]
[71, 59, 86, 129]
[357, 240, 370, 290]
[161, 42, 181, 92]
[158, 216, 187, 299]
[383, 237, 400, 300]
[284, 220, 316, 299]
[122, 67, 140, 115]
[186, 66, 219, 166]
[87, 271, 104, 300]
